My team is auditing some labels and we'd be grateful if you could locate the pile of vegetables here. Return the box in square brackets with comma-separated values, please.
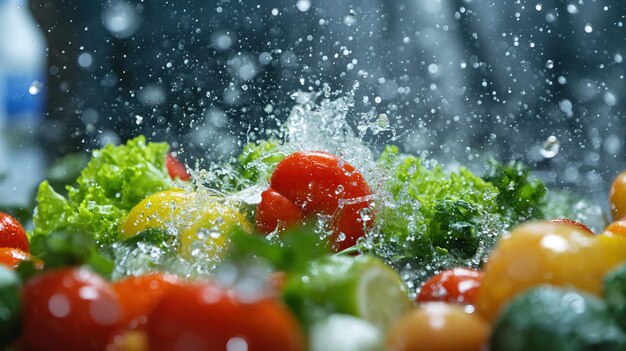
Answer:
[1, 135, 626, 351]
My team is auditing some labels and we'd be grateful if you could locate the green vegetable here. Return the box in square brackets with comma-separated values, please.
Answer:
[604, 263, 626, 330]
[0, 266, 21, 349]
[205, 139, 285, 192]
[283, 255, 411, 330]
[32, 136, 173, 245]
[228, 225, 330, 274]
[491, 286, 626, 351]
[373, 146, 503, 275]
[110, 228, 179, 280]
[45, 152, 89, 197]
[28, 230, 114, 279]
[482, 159, 547, 223]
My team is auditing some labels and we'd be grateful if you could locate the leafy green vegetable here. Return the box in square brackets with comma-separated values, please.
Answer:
[373, 146, 503, 273]
[27, 230, 114, 279]
[110, 228, 179, 280]
[32, 136, 173, 245]
[45, 152, 89, 197]
[483, 159, 547, 224]
[205, 139, 285, 192]
[228, 225, 330, 274]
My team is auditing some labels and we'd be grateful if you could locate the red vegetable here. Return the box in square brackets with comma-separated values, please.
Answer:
[0, 212, 29, 252]
[21, 267, 124, 351]
[165, 152, 190, 181]
[113, 273, 180, 330]
[256, 151, 373, 251]
[0, 247, 41, 269]
[417, 267, 484, 305]
[146, 282, 304, 351]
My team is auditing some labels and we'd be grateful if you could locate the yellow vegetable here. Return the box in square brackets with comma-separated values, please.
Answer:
[476, 221, 626, 321]
[121, 189, 251, 259]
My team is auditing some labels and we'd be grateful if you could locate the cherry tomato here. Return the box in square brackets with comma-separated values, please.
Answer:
[256, 151, 373, 252]
[0, 248, 42, 269]
[165, 152, 190, 181]
[146, 282, 304, 351]
[21, 267, 124, 351]
[387, 303, 489, 351]
[550, 218, 594, 235]
[113, 273, 180, 330]
[416, 268, 483, 305]
[604, 220, 626, 238]
[0, 212, 29, 252]
[476, 221, 626, 321]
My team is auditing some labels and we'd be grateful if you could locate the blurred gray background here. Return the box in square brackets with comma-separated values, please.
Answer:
[29, 0, 626, 200]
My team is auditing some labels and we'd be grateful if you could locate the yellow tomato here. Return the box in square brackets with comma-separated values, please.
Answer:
[386, 303, 489, 351]
[476, 221, 626, 321]
[610, 171, 626, 221]
[121, 189, 192, 237]
[121, 189, 251, 259]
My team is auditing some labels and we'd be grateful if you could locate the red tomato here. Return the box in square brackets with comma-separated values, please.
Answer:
[417, 268, 484, 305]
[165, 152, 190, 181]
[0, 212, 29, 252]
[113, 273, 180, 330]
[21, 267, 124, 351]
[146, 282, 304, 351]
[0, 247, 42, 269]
[550, 218, 594, 235]
[256, 151, 373, 252]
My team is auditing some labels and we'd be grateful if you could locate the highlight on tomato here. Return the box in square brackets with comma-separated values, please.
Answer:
[256, 151, 373, 252]
[417, 267, 483, 305]
[0, 212, 29, 253]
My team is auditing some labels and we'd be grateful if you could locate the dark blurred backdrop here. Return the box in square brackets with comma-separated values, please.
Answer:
[30, 0, 626, 197]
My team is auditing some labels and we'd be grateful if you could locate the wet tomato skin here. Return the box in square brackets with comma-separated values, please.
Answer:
[550, 218, 594, 235]
[146, 282, 304, 351]
[255, 188, 305, 233]
[113, 273, 180, 330]
[165, 152, 190, 181]
[21, 267, 123, 351]
[0, 247, 42, 269]
[0, 212, 29, 252]
[387, 302, 489, 351]
[256, 151, 373, 252]
[417, 268, 483, 305]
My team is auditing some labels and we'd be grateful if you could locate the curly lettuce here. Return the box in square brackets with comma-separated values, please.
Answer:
[372, 146, 505, 283]
[32, 136, 173, 246]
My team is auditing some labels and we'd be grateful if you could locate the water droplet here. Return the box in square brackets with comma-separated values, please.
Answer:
[335, 185, 344, 195]
[271, 8, 279, 16]
[135, 115, 144, 125]
[296, 0, 311, 12]
[28, 81, 43, 95]
[344, 10, 357, 26]
[566, 4, 578, 14]
[545, 60, 554, 69]
[427, 63, 439, 74]
[102, 1, 141, 39]
[584, 24, 593, 33]
[78, 52, 93, 68]
[540, 135, 560, 158]
[227, 337, 249, 351]
[360, 207, 373, 222]
[535, 4, 542, 11]
[604, 92, 617, 106]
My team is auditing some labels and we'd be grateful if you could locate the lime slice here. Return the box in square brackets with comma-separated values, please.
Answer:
[284, 255, 412, 331]
[309, 314, 385, 351]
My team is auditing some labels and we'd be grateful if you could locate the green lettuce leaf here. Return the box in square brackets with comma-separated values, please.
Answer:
[32, 136, 173, 246]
